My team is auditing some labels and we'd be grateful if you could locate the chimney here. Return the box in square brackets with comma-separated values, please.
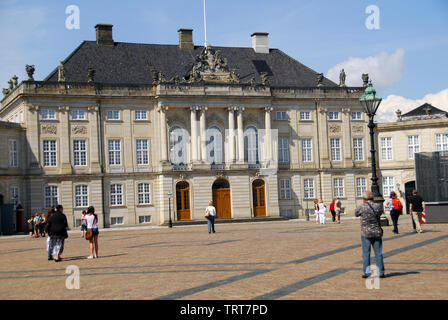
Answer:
[251, 32, 269, 54]
[95, 24, 114, 45]
[178, 29, 194, 50]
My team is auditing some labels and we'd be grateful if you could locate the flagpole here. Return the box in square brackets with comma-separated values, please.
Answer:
[203, 0, 208, 48]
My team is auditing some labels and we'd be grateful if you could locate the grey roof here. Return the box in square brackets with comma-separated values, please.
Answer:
[44, 41, 337, 87]
[402, 103, 447, 118]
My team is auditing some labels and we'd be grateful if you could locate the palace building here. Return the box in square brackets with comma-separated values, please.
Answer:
[3, 24, 444, 229]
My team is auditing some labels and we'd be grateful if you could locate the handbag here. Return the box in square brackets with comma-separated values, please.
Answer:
[85, 229, 93, 240]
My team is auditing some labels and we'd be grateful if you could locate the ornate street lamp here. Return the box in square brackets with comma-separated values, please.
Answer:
[359, 82, 383, 202]
[167, 191, 173, 228]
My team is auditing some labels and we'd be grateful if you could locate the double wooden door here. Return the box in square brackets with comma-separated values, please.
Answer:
[176, 182, 190, 220]
[213, 188, 231, 218]
[252, 181, 266, 217]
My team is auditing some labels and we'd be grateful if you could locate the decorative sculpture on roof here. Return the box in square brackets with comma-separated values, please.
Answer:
[396, 109, 402, 121]
[261, 72, 270, 86]
[424, 105, 432, 116]
[87, 68, 95, 83]
[26, 65, 35, 81]
[339, 69, 346, 87]
[362, 73, 369, 87]
[317, 73, 324, 87]
[58, 62, 66, 82]
[8, 80, 13, 90]
[12, 75, 18, 88]
[2, 88, 9, 96]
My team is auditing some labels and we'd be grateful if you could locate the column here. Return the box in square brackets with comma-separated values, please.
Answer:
[264, 106, 273, 161]
[228, 106, 235, 163]
[158, 104, 168, 162]
[190, 106, 199, 163]
[236, 106, 245, 163]
[200, 106, 208, 162]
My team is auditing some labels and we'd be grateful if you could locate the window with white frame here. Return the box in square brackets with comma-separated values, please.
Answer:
[135, 110, 148, 120]
[356, 177, 367, 197]
[436, 133, 448, 151]
[45, 186, 58, 208]
[136, 139, 149, 165]
[276, 111, 287, 121]
[303, 179, 315, 199]
[381, 137, 393, 160]
[408, 135, 420, 159]
[106, 110, 120, 120]
[301, 138, 312, 162]
[328, 111, 339, 120]
[137, 183, 151, 205]
[110, 184, 123, 206]
[73, 140, 87, 166]
[382, 176, 395, 197]
[71, 110, 86, 120]
[279, 179, 291, 200]
[278, 138, 289, 163]
[351, 112, 362, 120]
[41, 109, 56, 120]
[9, 140, 18, 167]
[43, 140, 57, 167]
[353, 138, 364, 161]
[139, 216, 151, 224]
[75, 185, 89, 207]
[330, 138, 341, 161]
[300, 111, 311, 121]
[333, 178, 344, 197]
[10, 187, 19, 206]
[111, 217, 124, 225]
[108, 140, 121, 165]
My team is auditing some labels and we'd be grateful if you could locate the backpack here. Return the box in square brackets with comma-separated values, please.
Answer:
[392, 198, 403, 212]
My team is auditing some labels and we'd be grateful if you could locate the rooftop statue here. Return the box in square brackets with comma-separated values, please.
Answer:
[58, 62, 66, 82]
[26, 64, 35, 81]
[339, 69, 346, 87]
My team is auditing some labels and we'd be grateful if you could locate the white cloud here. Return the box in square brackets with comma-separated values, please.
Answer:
[326, 49, 405, 91]
[376, 88, 448, 123]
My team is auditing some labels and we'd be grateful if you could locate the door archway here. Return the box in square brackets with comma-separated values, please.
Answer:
[176, 181, 190, 220]
[212, 179, 231, 218]
[252, 179, 266, 217]
[404, 181, 416, 215]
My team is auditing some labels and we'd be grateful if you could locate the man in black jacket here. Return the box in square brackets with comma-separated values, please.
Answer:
[45, 205, 68, 262]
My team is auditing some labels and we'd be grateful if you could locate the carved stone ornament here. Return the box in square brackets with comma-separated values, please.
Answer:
[26, 64, 35, 81]
[216, 171, 227, 180]
[72, 125, 87, 135]
[41, 125, 57, 135]
[352, 125, 364, 133]
[58, 62, 66, 82]
[329, 124, 341, 133]
[317, 73, 324, 87]
[177, 173, 187, 181]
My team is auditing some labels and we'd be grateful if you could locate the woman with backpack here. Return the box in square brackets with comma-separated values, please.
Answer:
[389, 191, 402, 234]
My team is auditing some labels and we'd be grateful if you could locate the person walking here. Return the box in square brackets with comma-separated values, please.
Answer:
[389, 191, 403, 234]
[204, 201, 216, 234]
[355, 191, 386, 279]
[27, 216, 34, 238]
[80, 210, 87, 238]
[318, 200, 327, 225]
[33, 213, 42, 238]
[85, 206, 99, 259]
[330, 199, 336, 223]
[335, 197, 342, 224]
[409, 189, 425, 234]
[45, 207, 56, 261]
[313, 199, 319, 224]
[45, 205, 68, 262]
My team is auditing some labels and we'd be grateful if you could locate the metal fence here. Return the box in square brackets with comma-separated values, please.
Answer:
[415, 151, 448, 202]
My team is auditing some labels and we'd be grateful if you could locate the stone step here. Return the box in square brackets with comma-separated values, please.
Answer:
[161, 216, 290, 226]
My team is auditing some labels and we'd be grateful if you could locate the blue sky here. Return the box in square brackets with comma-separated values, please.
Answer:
[1, 0, 447, 119]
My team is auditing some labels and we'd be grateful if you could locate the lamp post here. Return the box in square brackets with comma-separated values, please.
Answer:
[359, 82, 384, 202]
[167, 191, 173, 228]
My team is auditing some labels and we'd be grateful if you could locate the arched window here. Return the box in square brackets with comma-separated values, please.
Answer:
[206, 126, 223, 164]
[169, 126, 187, 165]
[244, 126, 259, 164]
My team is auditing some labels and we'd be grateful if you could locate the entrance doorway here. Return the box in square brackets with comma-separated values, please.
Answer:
[405, 181, 416, 214]
[176, 181, 190, 220]
[212, 179, 231, 218]
[252, 179, 266, 217]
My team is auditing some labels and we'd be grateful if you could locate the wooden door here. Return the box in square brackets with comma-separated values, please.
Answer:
[213, 188, 231, 218]
[253, 181, 266, 217]
[176, 183, 190, 220]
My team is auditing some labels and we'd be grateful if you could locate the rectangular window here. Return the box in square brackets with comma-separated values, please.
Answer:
[45, 186, 58, 208]
[10, 187, 19, 206]
[328, 111, 339, 120]
[279, 179, 291, 200]
[107, 110, 120, 120]
[302, 138, 312, 162]
[9, 140, 18, 167]
[136, 139, 149, 165]
[41, 109, 56, 120]
[382, 176, 395, 197]
[303, 179, 315, 199]
[138, 183, 151, 205]
[300, 111, 311, 121]
[43, 140, 57, 167]
[381, 137, 393, 160]
[353, 138, 364, 161]
[73, 140, 87, 166]
[436, 133, 448, 151]
[330, 138, 341, 161]
[135, 110, 148, 120]
[75, 185, 89, 207]
[139, 216, 152, 224]
[71, 110, 86, 120]
[351, 112, 362, 120]
[278, 138, 289, 163]
[356, 177, 367, 197]
[408, 135, 420, 159]
[333, 178, 344, 197]
[111, 217, 124, 225]
[110, 184, 123, 206]
[276, 111, 287, 121]
[108, 140, 121, 165]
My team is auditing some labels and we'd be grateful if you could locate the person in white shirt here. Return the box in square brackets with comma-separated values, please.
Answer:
[85, 206, 99, 259]
[318, 200, 327, 224]
[205, 201, 216, 234]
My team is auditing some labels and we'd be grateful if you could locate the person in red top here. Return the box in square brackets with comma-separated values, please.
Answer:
[330, 199, 336, 223]
[389, 191, 402, 234]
